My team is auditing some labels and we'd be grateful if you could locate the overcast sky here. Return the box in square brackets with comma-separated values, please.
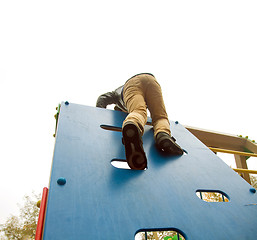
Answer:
[0, 0, 256, 225]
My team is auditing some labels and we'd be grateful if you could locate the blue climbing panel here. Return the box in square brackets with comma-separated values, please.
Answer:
[43, 102, 257, 239]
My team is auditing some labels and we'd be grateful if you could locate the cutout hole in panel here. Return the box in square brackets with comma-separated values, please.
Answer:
[111, 159, 147, 170]
[196, 190, 230, 202]
[100, 124, 122, 132]
[111, 159, 130, 169]
[135, 229, 186, 240]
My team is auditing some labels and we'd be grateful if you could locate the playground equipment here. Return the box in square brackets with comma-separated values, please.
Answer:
[185, 126, 257, 183]
[36, 102, 257, 239]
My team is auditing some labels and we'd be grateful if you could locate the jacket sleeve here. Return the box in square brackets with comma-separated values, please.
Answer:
[96, 91, 118, 108]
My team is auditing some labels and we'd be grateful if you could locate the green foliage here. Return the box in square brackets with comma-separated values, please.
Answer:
[0, 192, 40, 240]
[238, 135, 256, 143]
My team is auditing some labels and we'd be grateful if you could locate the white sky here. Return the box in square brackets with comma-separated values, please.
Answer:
[0, 0, 256, 225]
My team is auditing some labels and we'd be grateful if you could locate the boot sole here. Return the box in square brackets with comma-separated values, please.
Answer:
[122, 123, 147, 170]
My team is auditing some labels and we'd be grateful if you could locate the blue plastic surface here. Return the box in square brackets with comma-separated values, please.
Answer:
[43, 103, 257, 239]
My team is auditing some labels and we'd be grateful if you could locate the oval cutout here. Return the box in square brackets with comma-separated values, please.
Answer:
[100, 124, 122, 132]
[111, 159, 130, 169]
[135, 228, 186, 240]
[111, 159, 146, 170]
[196, 190, 230, 202]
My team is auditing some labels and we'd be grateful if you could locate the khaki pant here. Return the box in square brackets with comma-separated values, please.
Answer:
[122, 74, 171, 138]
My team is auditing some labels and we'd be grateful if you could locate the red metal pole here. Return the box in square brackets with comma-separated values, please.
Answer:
[35, 187, 48, 240]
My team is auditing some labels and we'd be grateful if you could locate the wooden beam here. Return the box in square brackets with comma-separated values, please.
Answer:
[185, 126, 247, 151]
[234, 155, 251, 184]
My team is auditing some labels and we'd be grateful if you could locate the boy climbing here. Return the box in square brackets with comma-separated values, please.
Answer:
[96, 73, 183, 170]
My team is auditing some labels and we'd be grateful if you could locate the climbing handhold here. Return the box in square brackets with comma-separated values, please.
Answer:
[57, 177, 66, 186]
